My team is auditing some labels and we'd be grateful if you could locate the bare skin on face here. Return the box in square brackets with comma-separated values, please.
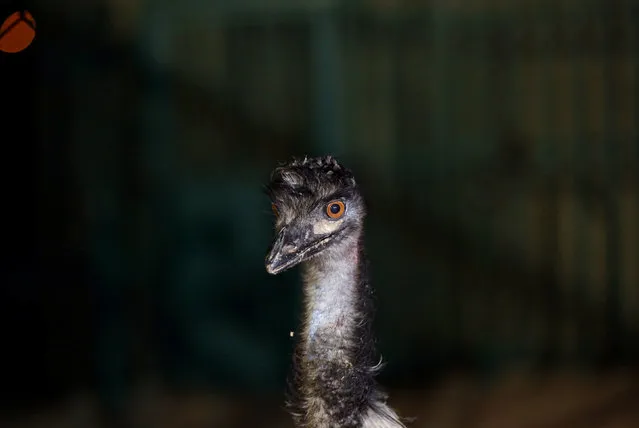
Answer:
[313, 218, 344, 235]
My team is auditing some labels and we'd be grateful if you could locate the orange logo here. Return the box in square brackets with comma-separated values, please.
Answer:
[0, 11, 36, 53]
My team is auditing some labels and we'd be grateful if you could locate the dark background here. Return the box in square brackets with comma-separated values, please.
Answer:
[0, 0, 638, 427]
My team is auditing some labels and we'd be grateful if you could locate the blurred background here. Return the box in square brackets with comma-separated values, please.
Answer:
[1, 0, 638, 427]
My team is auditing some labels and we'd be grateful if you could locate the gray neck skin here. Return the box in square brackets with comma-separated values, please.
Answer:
[299, 231, 364, 362]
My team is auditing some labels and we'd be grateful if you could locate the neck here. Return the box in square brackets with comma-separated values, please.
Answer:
[304, 238, 361, 349]
[288, 231, 382, 427]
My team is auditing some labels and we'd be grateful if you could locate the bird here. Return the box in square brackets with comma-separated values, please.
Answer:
[264, 155, 406, 428]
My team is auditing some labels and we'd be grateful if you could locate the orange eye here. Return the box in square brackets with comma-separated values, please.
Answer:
[326, 200, 345, 219]
[271, 203, 279, 217]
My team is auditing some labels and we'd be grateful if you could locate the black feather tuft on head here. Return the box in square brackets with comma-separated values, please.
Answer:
[265, 155, 359, 204]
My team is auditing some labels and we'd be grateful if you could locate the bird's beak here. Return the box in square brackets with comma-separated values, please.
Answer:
[265, 226, 334, 275]
[265, 227, 303, 275]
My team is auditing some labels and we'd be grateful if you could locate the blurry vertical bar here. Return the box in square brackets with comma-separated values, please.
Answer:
[471, 0, 494, 367]
[569, 2, 591, 364]
[310, 1, 344, 155]
[553, 1, 574, 361]
[617, 0, 639, 359]
[494, 5, 520, 362]
[601, 0, 623, 362]
[624, 0, 639, 359]
[429, 0, 458, 362]
[583, 3, 607, 360]
[538, 1, 561, 366]
[136, 0, 179, 384]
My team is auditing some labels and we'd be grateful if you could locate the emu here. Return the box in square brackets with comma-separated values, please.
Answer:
[265, 155, 406, 428]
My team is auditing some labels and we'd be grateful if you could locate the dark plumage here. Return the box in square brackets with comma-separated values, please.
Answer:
[265, 155, 405, 428]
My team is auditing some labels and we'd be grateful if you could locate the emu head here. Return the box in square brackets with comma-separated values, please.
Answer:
[264, 156, 365, 275]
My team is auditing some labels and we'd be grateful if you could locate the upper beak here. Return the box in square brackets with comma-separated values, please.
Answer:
[265, 227, 303, 275]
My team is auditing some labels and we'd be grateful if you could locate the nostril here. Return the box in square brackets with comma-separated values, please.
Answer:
[282, 244, 296, 254]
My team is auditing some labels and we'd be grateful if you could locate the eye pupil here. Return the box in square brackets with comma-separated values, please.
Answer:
[330, 204, 340, 214]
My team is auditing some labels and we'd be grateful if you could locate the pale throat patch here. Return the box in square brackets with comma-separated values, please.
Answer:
[307, 282, 352, 345]
[304, 245, 358, 357]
